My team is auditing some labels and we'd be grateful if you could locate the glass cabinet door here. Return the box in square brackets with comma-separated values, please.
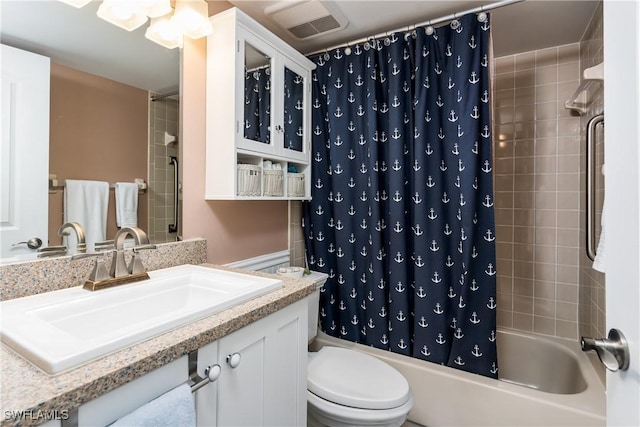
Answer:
[244, 42, 271, 144]
[279, 60, 309, 162]
[238, 35, 276, 155]
[283, 67, 303, 152]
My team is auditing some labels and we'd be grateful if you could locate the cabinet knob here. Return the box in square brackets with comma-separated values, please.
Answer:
[206, 364, 222, 382]
[226, 352, 241, 368]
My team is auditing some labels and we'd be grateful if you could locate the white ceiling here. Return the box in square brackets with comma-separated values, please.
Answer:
[230, 0, 600, 57]
[0, 0, 599, 94]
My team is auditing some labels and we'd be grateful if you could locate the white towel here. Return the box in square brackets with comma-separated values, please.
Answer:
[592, 199, 607, 272]
[110, 384, 195, 427]
[64, 179, 109, 252]
[115, 182, 139, 227]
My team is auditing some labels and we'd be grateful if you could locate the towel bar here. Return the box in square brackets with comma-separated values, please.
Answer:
[188, 350, 221, 393]
[168, 156, 179, 233]
[586, 114, 604, 261]
[48, 177, 147, 194]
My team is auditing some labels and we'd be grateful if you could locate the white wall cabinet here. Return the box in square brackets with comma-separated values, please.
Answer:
[205, 8, 316, 200]
[196, 298, 308, 426]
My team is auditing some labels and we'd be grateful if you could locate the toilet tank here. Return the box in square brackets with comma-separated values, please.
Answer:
[304, 271, 328, 343]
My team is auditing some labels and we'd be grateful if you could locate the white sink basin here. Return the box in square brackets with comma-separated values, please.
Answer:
[0, 265, 282, 374]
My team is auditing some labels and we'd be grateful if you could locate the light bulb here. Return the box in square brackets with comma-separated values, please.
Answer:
[146, 12, 183, 49]
[58, 0, 92, 8]
[97, 0, 148, 31]
[172, 0, 212, 39]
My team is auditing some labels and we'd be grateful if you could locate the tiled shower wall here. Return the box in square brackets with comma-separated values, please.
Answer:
[493, 45, 583, 339]
[148, 97, 180, 243]
[289, 201, 306, 268]
[578, 3, 605, 341]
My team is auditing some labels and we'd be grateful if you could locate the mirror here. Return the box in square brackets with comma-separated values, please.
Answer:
[1, 1, 180, 263]
[283, 67, 304, 152]
[244, 42, 272, 144]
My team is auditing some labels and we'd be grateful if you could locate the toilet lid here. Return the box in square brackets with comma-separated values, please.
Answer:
[307, 347, 411, 410]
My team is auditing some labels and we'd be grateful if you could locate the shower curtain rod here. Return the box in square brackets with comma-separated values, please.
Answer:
[306, 0, 524, 56]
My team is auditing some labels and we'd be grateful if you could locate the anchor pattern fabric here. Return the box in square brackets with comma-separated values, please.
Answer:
[244, 66, 305, 151]
[303, 13, 498, 378]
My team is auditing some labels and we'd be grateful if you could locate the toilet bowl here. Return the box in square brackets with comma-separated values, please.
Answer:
[305, 272, 414, 427]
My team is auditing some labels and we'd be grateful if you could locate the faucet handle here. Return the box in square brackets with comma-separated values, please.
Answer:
[90, 253, 110, 282]
[71, 252, 111, 283]
[128, 244, 157, 274]
[94, 240, 115, 251]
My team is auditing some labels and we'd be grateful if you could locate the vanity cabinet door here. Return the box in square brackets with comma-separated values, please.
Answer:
[215, 317, 268, 426]
[217, 298, 307, 426]
[195, 298, 307, 426]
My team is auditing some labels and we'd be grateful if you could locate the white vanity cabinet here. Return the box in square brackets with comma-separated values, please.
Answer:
[205, 8, 316, 200]
[195, 298, 308, 426]
[74, 298, 307, 426]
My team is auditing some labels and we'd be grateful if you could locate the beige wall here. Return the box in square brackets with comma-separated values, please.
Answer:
[48, 63, 148, 245]
[180, 37, 289, 264]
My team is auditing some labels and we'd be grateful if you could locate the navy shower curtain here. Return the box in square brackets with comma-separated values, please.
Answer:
[303, 14, 498, 378]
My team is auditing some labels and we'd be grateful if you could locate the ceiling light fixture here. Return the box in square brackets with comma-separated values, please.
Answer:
[58, 0, 92, 8]
[97, 0, 149, 31]
[145, 0, 172, 18]
[146, 12, 183, 49]
[171, 0, 213, 39]
[58, 0, 211, 49]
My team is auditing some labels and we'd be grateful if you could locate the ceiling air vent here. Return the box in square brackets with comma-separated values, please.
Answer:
[265, 0, 348, 40]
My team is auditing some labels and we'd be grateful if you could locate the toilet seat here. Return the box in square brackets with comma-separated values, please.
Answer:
[307, 347, 412, 410]
[307, 388, 415, 427]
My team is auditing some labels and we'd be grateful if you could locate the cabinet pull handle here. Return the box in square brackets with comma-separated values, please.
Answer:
[226, 352, 241, 368]
[190, 364, 221, 393]
[206, 364, 222, 381]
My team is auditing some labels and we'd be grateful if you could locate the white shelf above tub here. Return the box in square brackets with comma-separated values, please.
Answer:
[565, 62, 603, 115]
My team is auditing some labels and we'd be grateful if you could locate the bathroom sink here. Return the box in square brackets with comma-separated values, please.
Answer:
[0, 264, 282, 374]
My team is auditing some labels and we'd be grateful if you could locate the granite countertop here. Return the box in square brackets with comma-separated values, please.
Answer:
[0, 264, 316, 427]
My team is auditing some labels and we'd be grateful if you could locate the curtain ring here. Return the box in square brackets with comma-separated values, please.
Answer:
[344, 44, 352, 56]
[425, 20, 434, 36]
[477, 12, 488, 22]
[323, 50, 330, 61]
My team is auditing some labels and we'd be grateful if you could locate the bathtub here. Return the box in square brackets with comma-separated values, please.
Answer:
[310, 328, 605, 426]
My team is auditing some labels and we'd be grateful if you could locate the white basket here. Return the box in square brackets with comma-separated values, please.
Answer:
[287, 173, 305, 197]
[237, 164, 261, 196]
[263, 170, 284, 197]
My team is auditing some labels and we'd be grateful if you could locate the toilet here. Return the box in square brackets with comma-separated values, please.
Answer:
[305, 272, 414, 427]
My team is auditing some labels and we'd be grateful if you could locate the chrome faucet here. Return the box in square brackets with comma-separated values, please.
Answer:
[110, 226, 154, 278]
[58, 222, 87, 253]
[74, 227, 156, 291]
